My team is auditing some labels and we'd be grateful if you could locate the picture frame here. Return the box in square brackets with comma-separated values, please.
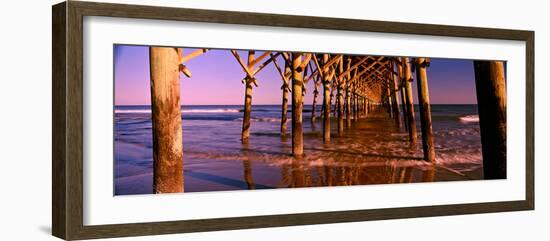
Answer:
[52, 1, 534, 240]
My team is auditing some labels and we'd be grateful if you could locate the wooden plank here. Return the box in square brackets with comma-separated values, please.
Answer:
[52, 2, 67, 239]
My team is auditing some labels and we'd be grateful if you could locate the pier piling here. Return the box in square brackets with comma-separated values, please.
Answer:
[474, 60, 507, 179]
[292, 53, 305, 156]
[280, 64, 291, 134]
[149, 47, 184, 193]
[402, 57, 417, 143]
[415, 58, 436, 162]
[390, 62, 402, 128]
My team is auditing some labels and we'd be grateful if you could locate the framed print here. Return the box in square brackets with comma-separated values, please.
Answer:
[52, 1, 534, 240]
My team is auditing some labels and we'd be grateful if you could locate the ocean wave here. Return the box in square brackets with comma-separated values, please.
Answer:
[183, 108, 239, 113]
[115, 109, 150, 114]
[115, 108, 240, 114]
[458, 115, 479, 123]
[241, 109, 271, 112]
[235, 117, 290, 122]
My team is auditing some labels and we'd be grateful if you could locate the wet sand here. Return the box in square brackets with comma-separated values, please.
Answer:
[115, 107, 482, 195]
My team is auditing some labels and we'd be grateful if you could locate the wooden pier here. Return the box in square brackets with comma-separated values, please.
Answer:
[147, 48, 508, 192]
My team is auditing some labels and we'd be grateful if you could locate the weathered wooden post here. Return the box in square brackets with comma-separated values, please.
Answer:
[243, 159, 255, 190]
[337, 60, 344, 135]
[360, 95, 364, 117]
[362, 96, 366, 116]
[344, 59, 352, 127]
[322, 55, 332, 142]
[415, 58, 436, 162]
[280, 64, 291, 134]
[396, 59, 409, 132]
[311, 76, 320, 122]
[474, 60, 507, 179]
[364, 96, 368, 115]
[346, 82, 352, 127]
[351, 91, 357, 122]
[354, 90, 359, 120]
[331, 81, 337, 117]
[402, 57, 417, 143]
[149, 47, 184, 193]
[292, 53, 304, 156]
[390, 62, 402, 128]
[337, 84, 344, 135]
[367, 99, 372, 113]
[358, 96, 362, 117]
[386, 81, 393, 117]
[240, 51, 255, 143]
[269, 53, 291, 135]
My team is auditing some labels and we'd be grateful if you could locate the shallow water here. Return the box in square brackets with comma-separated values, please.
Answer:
[114, 104, 482, 195]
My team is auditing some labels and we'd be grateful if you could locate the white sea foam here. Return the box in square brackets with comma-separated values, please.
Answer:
[234, 117, 290, 122]
[182, 109, 239, 113]
[115, 108, 240, 114]
[114, 109, 150, 114]
[458, 115, 479, 123]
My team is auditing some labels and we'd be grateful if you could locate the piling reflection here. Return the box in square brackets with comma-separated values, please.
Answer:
[275, 157, 438, 188]
[115, 107, 482, 195]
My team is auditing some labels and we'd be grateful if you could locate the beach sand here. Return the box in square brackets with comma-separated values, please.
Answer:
[115, 105, 482, 195]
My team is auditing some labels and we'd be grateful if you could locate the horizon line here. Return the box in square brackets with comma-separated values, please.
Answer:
[114, 103, 479, 106]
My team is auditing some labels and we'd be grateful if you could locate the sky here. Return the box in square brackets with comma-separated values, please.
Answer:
[114, 45, 480, 105]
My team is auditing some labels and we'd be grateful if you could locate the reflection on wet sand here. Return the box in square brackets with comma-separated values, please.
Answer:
[115, 107, 481, 195]
[243, 155, 438, 190]
[217, 110, 461, 192]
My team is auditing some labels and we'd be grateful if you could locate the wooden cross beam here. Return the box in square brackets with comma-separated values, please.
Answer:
[337, 56, 371, 80]
[296, 53, 312, 73]
[312, 54, 325, 80]
[231, 50, 281, 87]
[252, 52, 280, 75]
[270, 53, 293, 92]
[359, 56, 386, 73]
[180, 48, 209, 64]
[176, 48, 210, 78]
[231, 50, 255, 79]
[347, 57, 386, 83]
[323, 54, 343, 72]
[248, 51, 271, 68]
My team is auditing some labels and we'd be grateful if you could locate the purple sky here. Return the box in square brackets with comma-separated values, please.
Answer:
[114, 45, 478, 105]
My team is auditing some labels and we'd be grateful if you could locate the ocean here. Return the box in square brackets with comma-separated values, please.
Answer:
[114, 104, 482, 195]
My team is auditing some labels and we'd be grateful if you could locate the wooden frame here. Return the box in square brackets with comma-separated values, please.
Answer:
[52, 1, 534, 240]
